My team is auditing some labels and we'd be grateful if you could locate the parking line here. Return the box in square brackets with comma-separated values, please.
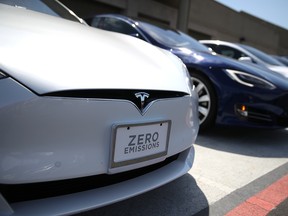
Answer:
[225, 174, 288, 216]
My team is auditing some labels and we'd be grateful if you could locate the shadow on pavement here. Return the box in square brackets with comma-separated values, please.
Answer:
[197, 126, 288, 158]
[76, 173, 209, 216]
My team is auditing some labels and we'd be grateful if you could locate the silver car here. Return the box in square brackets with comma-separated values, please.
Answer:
[0, 4, 199, 215]
[200, 40, 288, 77]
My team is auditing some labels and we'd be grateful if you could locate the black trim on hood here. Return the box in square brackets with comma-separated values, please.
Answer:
[43, 89, 188, 111]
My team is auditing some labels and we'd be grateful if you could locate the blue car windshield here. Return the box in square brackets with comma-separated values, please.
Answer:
[239, 44, 285, 66]
[139, 22, 211, 53]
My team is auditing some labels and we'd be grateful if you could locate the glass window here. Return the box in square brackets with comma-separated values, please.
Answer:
[239, 44, 285, 66]
[139, 22, 211, 53]
[203, 44, 218, 53]
[103, 18, 137, 34]
[91, 17, 145, 40]
[89, 17, 103, 28]
[217, 45, 248, 60]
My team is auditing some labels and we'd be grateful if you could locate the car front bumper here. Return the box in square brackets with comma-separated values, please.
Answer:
[0, 78, 198, 215]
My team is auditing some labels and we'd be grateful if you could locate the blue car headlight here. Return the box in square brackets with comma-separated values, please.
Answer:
[226, 69, 276, 90]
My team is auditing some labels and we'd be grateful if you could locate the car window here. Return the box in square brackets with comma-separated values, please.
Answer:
[217, 45, 248, 60]
[203, 43, 217, 51]
[239, 44, 285, 66]
[92, 17, 144, 39]
[87, 17, 103, 28]
[139, 22, 211, 53]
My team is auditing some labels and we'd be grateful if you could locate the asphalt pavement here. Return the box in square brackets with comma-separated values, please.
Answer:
[269, 198, 288, 216]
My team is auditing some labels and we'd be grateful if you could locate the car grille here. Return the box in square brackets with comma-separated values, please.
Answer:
[0, 154, 179, 203]
[43, 89, 188, 111]
[246, 109, 273, 122]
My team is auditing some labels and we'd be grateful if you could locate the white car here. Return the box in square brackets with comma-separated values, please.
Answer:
[0, 4, 199, 216]
[200, 40, 288, 77]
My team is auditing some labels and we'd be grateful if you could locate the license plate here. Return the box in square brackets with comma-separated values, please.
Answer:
[110, 121, 171, 168]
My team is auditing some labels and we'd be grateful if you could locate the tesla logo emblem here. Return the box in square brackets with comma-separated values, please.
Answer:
[135, 92, 150, 112]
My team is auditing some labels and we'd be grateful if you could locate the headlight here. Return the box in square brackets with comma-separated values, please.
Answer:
[226, 69, 276, 90]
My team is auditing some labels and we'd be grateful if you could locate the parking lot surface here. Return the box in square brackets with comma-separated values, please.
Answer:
[76, 127, 288, 216]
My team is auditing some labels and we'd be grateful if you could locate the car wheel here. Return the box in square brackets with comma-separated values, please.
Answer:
[190, 73, 217, 129]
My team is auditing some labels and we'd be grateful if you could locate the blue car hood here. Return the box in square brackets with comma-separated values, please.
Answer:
[171, 48, 246, 70]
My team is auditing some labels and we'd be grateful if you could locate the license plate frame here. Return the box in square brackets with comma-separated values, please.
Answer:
[110, 120, 171, 168]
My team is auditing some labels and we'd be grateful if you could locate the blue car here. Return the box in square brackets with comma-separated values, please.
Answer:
[86, 14, 288, 129]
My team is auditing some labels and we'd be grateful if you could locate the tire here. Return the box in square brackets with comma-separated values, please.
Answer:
[190, 72, 217, 130]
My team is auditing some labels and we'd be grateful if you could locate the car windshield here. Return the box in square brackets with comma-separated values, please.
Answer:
[139, 22, 211, 53]
[239, 44, 285, 66]
[0, 0, 85, 24]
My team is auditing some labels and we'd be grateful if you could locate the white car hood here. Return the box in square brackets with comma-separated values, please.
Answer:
[0, 4, 190, 94]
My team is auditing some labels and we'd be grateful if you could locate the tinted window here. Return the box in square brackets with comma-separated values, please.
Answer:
[217, 45, 248, 60]
[92, 17, 143, 39]
[202, 43, 219, 53]
[239, 44, 285, 66]
[89, 17, 103, 27]
[204, 43, 216, 50]
[139, 22, 211, 53]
